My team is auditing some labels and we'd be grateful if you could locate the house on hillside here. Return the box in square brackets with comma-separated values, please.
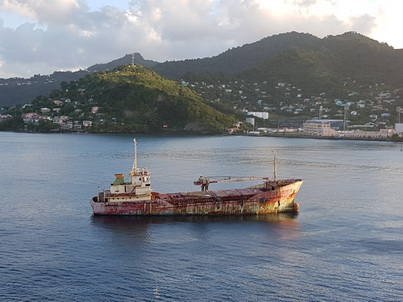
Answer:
[40, 108, 51, 113]
[83, 121, 92, 127]
[22, 113, 50, 123]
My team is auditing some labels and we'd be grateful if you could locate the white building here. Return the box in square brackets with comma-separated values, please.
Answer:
[302, 120, 341, 136]
[245, 117, 255, 126]
[395, 123, 403, 135]
[247, 112, 269, 119]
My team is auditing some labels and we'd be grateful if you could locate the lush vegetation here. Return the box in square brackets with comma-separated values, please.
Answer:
[0, 65, 237, 134]
[157, 32, 403, 96]
[154, 32, 400, 81]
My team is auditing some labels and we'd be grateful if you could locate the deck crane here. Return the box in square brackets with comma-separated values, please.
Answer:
[194, 176, 270, 191]
[194, 152, 278, 191]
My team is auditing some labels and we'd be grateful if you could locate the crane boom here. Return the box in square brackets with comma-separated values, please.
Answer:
[194, 176, 269, 191]
[195, 152, 278, 191]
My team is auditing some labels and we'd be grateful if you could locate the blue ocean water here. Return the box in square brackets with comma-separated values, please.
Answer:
[0, 132, 402, 301]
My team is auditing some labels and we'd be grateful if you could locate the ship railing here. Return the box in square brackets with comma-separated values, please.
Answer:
[131, 168, 150, 177]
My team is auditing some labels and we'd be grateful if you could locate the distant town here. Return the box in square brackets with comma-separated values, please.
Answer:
[1, 75, 403, 140]
[183, 77, 403, 140]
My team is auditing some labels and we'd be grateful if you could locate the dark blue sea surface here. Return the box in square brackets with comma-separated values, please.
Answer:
[1, 132, 402, 301]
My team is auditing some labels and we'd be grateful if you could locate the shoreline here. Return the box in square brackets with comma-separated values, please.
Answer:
[2, 129, 403, 143]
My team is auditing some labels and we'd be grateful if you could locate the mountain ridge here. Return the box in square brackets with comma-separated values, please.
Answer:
[1, 31, 402, 108]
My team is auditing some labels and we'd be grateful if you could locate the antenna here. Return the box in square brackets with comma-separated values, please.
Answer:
[343, 105, 349, 131]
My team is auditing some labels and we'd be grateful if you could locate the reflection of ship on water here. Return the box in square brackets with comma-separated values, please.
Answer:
[91, 213, 299, 235]
[91, 214, 301, 256]
[91, 215, 155, 229]
[91, 216, 153, 246]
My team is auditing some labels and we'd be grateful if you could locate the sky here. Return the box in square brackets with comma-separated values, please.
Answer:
[0, 0, 401, 79]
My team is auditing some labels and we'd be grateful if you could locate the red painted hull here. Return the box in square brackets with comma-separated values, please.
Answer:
[91, 179, 303, 216]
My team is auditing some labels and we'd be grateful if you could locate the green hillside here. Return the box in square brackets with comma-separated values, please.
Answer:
[155, 32, 403, 94]
[50, 65, 236, 133]
[234, 32, 403, 96]
[153, 32, 321, 78]
[241, 48, 339, 90]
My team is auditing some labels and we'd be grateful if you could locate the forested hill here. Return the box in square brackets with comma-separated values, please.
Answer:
[0, 53, 157, 108]
[152, 32, 403, 89]
[39, 65, 236, 133]
[87, 53, 158, 72]
[152, 32, 322, 78]
[239, 32, 402, 90]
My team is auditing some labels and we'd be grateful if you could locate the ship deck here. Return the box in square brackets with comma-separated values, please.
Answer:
[156, 187, 263, 205]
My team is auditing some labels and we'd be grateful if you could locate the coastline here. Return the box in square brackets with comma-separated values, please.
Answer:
[253, 132, 402, 142]
[2, 128, 403, 142]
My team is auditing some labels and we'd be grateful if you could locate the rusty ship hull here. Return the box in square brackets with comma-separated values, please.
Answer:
[91, 179, 303, 216]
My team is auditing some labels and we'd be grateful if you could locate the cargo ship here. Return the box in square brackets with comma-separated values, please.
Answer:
[91, 139, 303, 216]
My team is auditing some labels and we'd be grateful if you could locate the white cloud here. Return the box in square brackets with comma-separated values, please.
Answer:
[0, 0, 80, 22]
[371, 1, 403, 47]
[0, 0, 401, 78]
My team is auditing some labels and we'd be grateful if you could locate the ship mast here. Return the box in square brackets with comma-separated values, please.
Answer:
[131, 138, 138, 174]
[272, 151, 277, 182]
